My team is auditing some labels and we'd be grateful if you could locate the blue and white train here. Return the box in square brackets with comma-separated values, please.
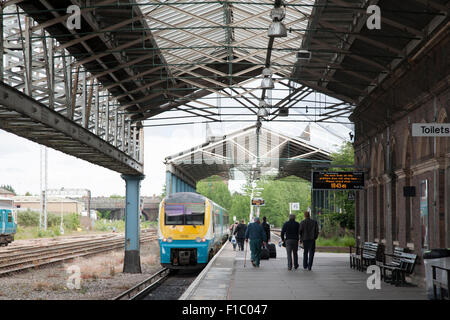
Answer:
[158, 192, 229, 269]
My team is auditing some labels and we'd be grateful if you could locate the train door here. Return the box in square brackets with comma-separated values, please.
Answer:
[6, 210, 13, 234]
[0, 210, 5, 234]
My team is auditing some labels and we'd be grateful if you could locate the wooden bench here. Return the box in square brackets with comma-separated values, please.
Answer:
[379, 252, 418, 286]
[432, 265, 450, 300]
[349, 242, 382, 271]
[376, 247, 404, 269]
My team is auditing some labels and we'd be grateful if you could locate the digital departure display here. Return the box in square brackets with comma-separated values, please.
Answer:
[312, 171, 365, 190]
[251, 198, 265, 206]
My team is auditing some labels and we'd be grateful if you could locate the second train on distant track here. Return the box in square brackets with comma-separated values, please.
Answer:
[158, 192, 229, 269]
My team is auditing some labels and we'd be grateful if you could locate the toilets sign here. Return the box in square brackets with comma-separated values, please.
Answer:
[412, 124, 450, 137]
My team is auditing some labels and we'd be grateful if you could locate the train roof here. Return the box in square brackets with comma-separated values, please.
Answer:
[163, 192, 228, 214]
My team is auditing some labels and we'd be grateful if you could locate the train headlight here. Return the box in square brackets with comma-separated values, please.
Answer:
[201, 238, 206, 242]
[195, 237, 202, 243]
[162, 238, 167, 242]
[167, 237, 173, 243]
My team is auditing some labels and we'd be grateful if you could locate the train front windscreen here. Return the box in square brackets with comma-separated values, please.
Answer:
[165, 203, 205, 226]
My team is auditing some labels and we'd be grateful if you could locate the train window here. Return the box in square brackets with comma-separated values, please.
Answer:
[165, 203, 205, 225]
[185, 204, 204, 226]
[165, 204, 184, 225]
[7, 211, 12, 223]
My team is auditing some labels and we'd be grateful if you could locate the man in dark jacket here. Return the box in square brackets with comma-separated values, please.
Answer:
[234, 220, 247, 251]
[281, 214, 300, 270]
[299, 211, 319, 270]
[261, 216, 271, 243]
[245, 217, 267, 267]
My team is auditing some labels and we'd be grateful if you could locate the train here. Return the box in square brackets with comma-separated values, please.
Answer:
[158, 192, 230, 269]
[0, 198, 17, 246]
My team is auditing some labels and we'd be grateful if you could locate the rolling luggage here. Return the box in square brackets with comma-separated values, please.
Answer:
[268, 243, 276, 258]
[261, 246, 270, 260]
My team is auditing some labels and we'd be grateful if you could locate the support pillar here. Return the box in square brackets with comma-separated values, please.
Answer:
[171, 175, 177, 194]
[121, 174, 145, 274]
[166, 171, 172, 196]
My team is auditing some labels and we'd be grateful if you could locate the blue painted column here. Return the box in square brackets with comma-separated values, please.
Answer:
[165, 171, 172, 196]
[171, 174, 177, 195]
[121, 174, 145, 273]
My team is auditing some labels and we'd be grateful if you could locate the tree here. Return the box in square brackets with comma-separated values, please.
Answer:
[1, 184, 16, 195]
[25, 192, 32, 196]
[330, 141, 354, 171]
[230, 192, 251, 223]
[256, 176, 311, 227]
[196, 175, 232, 210]
[160, 184, 167, 199]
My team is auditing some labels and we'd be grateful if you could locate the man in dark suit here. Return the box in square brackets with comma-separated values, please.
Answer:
[299, 211, 319, 270]
[234, 220, 247, 251]
[261, 216, 271, 243]
[281, 214, 300, 270]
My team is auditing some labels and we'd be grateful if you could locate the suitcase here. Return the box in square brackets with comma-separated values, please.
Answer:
[261, 246, 270, 260]
[268, 243, 276, 258]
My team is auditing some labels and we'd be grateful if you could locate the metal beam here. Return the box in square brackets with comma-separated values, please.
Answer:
[0, 81, 143, 174]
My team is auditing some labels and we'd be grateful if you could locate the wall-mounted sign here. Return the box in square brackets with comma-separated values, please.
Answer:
[251, 198, 265, 206]
[290, 203, 300, 211]
[312, 171, 364, 190]
[412, 123, 450, 137]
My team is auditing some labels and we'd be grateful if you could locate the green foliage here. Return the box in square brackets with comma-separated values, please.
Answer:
[316, 235, 355, 247]
[94, 219, 125, 232]
[63, 213, 81, 230]
[329, 141, 354, 171]
[160, 184, 167, 199]
[0, 184, 16, 195]
[17, 210, 40, 226]
[25, 192, 32, 196]
[196, 176, 232, 210]
[17, 210, 80, 230]
[97, 210, 112, 220]
[257, 176, 311, 227]
[229, 192, 251, 223]
[110, 194, 125, 199]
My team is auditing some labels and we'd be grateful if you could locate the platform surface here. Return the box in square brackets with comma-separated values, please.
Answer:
[184, 239, 427, 300]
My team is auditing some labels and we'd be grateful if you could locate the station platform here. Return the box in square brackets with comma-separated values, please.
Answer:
[180, 237, 427, 300]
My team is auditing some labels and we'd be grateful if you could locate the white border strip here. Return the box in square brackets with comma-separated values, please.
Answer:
[179, 241, 230, 300]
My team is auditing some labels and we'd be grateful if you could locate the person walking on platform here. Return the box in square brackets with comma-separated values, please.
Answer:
[229, 221, 239, 250]
[299, 211, 319, 270]
[245, 217, 267, 267]
[234, 220, 247, 251]
[281, 214, 300, 270]
[261, 216, 271, 243]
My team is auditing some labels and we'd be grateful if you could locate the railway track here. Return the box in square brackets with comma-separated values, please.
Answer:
[113, 267, 200, 300]
[0, 229, 158, 276]
[113, 268, 171, 300]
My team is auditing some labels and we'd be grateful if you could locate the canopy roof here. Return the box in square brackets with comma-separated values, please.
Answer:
[165, 124, 331, 183]
[14, 0, 449, 127]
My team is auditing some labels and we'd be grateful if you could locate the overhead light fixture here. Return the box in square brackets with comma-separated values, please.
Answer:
[257, 107, 269, 117]
[261, 77, 274, 89]
[262, 68, 273, 77]
[268, 21, 287, 37]
[268, 5, 287, 38]
[270, 7, 285, 21]
[261, 67, 274, 89]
